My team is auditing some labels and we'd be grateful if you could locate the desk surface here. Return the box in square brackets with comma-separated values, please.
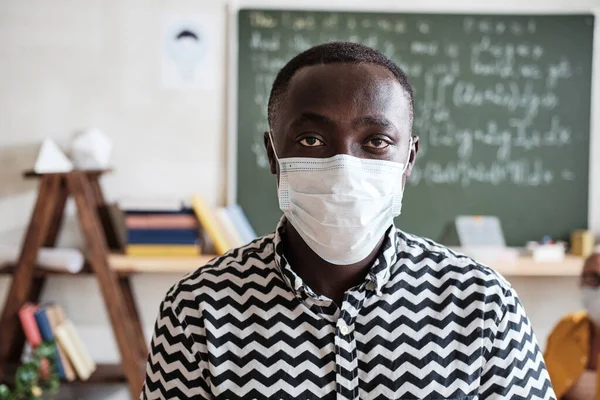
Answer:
[107, 253, 584, 276]
[486, 255, 582, 277]
[0, 253, 583, 276]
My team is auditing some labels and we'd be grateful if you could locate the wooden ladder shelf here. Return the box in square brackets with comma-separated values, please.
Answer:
[0, 170, 147, 398]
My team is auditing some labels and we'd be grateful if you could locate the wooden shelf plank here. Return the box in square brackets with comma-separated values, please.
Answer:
[0, 253, 220, 275]
[108, 253, 218, 273]
[23, 169, 112, 179]
[0, 262, 94, 276]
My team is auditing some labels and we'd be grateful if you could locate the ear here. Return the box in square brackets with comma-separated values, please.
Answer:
[264, 131, 278, 175]
[404, 135, 419, 178]
[402, 136, 419, 185]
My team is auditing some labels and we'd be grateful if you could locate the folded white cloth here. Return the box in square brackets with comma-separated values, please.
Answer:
[0, 246, 84, 273]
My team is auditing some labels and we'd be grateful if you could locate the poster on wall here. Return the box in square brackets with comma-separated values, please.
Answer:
[161, 15, 217, 91]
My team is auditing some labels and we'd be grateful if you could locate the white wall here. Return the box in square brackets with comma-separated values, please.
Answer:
[0, 0, 599, 398]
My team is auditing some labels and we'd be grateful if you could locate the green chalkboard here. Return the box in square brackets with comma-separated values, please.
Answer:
[236, 9, 593, 246]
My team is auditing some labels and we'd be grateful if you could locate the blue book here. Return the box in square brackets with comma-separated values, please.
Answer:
[34, 306, 66, 380]
[226, 205, 257, 243]
[127, 228, 199, 244]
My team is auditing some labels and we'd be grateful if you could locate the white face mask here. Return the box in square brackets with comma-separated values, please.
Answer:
[583, 287, 600, 325]
[270, 132, 412, 265]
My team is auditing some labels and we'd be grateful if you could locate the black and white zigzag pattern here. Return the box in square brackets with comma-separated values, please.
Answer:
[141, 219, 556, 400]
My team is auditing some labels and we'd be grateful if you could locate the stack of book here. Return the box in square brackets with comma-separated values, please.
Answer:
[119, 198, 202, 257]
[19, 303, 96, 382]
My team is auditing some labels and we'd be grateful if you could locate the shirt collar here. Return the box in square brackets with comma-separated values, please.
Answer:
[272, 217, 399, 298]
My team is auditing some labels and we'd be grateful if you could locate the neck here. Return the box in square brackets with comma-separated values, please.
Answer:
[282, 221, 385, 305]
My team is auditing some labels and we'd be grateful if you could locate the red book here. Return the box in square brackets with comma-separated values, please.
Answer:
[125, 214, 198, 229]
[19, 303, 49, 378]
[18, 303, 42, 347]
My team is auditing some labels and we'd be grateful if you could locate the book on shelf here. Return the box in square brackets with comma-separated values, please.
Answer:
[18, 303, 42, 348]
[34, 305, 69, 381]
[126, 228, 199, 245]
[125, 214, 198, 229]
[18, 303, 50, 379]
[125, 244, 201, 257]
[226, 204, 258, 244]
[216, 208, 245, 248]
[55, 320, 95, 381]
[192, 195, 232, 255]
[45, 304, 76, 381]
[19, 303, 42, 347]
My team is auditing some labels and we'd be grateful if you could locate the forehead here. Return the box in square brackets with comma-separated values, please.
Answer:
[276, 63, 410, 127]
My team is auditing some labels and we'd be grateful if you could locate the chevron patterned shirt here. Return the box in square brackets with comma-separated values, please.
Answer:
[141, 219, 556, 400]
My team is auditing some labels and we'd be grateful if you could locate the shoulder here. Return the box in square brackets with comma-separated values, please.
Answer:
[394, 230, 514, 315]
[396, 229, 511, 288]
[165, 234, 278, 310]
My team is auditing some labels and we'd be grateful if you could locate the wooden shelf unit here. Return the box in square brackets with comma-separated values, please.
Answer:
[0, 170, 146, 399]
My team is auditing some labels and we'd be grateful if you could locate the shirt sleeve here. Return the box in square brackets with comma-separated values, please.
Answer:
[479, 288, 557, 400]
[140, 294, 211, 399]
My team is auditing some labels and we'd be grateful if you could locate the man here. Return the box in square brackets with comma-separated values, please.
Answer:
[545, 252, 600, 399]
[141, 42, 555, 399]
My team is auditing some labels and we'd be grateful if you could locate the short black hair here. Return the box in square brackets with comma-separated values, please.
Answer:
[267, 41, 414, 129]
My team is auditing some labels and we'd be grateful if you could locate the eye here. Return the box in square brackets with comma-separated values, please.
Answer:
[364, 138, 391, 149]
[298, 137, 325, 147]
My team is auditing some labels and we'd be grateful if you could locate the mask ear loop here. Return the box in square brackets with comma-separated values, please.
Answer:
[393, 136, 413, 215]
[270, 131, 290, 208]
[403, 136, 413, 174]
[268, 130, 280, 163]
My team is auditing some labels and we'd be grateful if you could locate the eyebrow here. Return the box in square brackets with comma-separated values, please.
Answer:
[290, 112, 335, 127]
[352, 116, 394, 129]
[290, 113, 396, 131]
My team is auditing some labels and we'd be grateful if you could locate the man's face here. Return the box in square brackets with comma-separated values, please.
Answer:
[265, 63, 418, 180]
[581, 254, 600, 288]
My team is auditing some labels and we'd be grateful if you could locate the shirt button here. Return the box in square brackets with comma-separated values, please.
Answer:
[566, 379, 573, 386]
[339, 325, 350, 336]
[581, 356, 587, 363]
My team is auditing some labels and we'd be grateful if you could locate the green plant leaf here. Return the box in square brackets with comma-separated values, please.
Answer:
[15, 362, 38, 388]
[37, 342, 55, 359]
[4, 339, 61, 399]
[0, 384, 11, 399]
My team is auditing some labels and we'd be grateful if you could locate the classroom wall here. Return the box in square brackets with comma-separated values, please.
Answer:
[0, 0, 599, 398]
